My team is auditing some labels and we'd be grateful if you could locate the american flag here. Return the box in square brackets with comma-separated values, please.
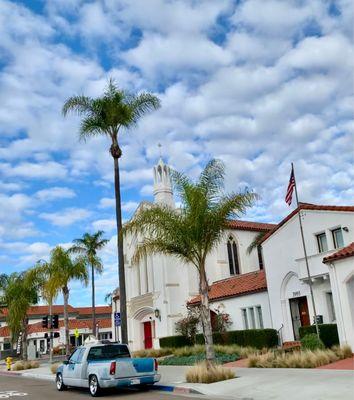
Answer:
[285, 166, 296, 206]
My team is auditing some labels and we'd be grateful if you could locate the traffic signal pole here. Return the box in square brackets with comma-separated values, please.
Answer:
[49, 304, 53, 364]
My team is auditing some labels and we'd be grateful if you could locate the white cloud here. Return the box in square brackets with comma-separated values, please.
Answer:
[98, 197, 116, 209]
[1, 161, 68, 180]
[39, 207, 92, 226]
[92, 219, 116, 233]
[35, 187, 76, 202]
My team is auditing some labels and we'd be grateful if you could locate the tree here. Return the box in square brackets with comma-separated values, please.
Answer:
[1, 271, 41, 360]
[38, 247, 89, 356]
[124, 159, 257, 367]
[246, 231, 266, 255]
[63, 79, 160, 343]
[70, 231, 108, 337]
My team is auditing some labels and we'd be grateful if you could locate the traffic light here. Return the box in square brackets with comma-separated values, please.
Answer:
[52, 315, 59, 329]
[42, 316, 48, 328]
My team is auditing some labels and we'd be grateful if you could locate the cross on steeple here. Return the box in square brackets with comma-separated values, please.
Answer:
[158, 143, 162, 158]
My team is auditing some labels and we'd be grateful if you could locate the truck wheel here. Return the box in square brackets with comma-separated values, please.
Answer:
[56, 373, 67, 391]
[89, 375, 101, 397]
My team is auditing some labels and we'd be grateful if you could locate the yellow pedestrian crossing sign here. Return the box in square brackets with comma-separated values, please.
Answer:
[74, 328, 79, 338]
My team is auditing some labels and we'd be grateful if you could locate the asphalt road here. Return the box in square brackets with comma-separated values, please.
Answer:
[0, 375, 205, 400]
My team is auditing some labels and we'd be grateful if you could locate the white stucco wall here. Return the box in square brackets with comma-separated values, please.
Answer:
[209, 291, 272, 331]
[327, 257, 354, 350]
[262, 209, 354, 342]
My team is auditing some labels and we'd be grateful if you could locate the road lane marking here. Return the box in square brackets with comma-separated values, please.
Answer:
[0, 391, 28, 398]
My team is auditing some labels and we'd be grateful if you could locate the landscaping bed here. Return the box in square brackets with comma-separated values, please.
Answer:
[248, 345, 352, 368]
[159, 352, 239, 365]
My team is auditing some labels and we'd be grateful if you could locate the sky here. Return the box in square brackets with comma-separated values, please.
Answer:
[0, 0, 353, 306]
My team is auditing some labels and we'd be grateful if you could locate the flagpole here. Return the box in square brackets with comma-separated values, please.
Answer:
[292, 163, 320, 339]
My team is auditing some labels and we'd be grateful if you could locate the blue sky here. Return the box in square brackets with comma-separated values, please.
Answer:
[0, 0, 353, 306]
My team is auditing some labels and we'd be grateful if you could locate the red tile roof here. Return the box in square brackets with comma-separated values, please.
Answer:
[27, 305, 77, 315]
[261, 203, 354, 244]
[0, 318, 112, 338]
[227, 220, 276, 232]
[0, 305, 111, 319]
[75, 306, 112, 315]
[188, 270, 267, 304]
[323, 242, 354, 263]
[0, 325, 10, 338]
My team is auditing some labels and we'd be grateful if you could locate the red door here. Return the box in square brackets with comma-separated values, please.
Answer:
[143, 322, 152, 349]
[298, 296, 310, 326]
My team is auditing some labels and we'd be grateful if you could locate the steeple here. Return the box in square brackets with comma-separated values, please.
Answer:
[153, 149, 174, 208]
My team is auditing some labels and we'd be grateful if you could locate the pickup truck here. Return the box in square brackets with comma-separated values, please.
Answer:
[56, 340, 160, 397]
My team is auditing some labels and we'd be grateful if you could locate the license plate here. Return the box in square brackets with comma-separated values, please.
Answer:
[130, 379, 140, 385]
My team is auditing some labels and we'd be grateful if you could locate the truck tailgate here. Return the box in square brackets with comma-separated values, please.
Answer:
[114, 358, 156, 379]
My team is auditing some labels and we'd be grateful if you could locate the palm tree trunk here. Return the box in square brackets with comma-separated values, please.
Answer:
[91, 264, 96, 337]
[63, 286, 70, 356]
[199, 264, 215, 368]
[112, 148, 128, 344]
[21, 319, 28, 361]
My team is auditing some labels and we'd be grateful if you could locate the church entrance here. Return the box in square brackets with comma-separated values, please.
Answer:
[289, 296, 310, 339]
[143, 321, 153, 349]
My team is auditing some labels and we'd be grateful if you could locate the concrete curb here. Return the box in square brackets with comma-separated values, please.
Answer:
[151, 384, 203, 395]
[0, 370, 21, 377]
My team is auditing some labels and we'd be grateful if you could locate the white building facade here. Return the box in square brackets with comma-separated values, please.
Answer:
[121, 158, 276, 351]
[262, 204, 354, 343]
[120, 159, 354, 351]
[323, 242, 354, 350]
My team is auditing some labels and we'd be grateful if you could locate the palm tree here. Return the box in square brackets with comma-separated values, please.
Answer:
[48, 246, 88, 355]
[124, 159, 257, 367]
[246, 231, 267, 255]
[63, 79, 161, 343]
[70, 231, 108, 337]
[1, 271, 41, 360]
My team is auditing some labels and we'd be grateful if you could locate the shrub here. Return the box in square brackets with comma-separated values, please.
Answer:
[160, 335, 191, 348]
[29, 361, 39, 369]
[159, 352, 239, 366]
[247, 346, 351, 368]
[186, 362, 235, 383]
[332, 345, 352, 359]
[196, 329, 278, 349]
[301, 334, 325, 351]
[161, 329, 277, 349]
[12, 361, 25, 371]
[175, 308, 200, 344]
[299, 324, 339, 348]
[132, 348, 173, 358]
[50, 363, 62, 374]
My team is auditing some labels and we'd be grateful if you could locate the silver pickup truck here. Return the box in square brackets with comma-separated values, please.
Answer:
[56, 341, 160, 397]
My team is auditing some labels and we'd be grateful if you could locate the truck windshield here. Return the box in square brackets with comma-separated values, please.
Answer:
[87, 345, 130, 361]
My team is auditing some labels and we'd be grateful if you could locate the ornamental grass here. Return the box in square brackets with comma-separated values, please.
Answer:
[248, 345, 352, 368]
[186, 361, 236, 383]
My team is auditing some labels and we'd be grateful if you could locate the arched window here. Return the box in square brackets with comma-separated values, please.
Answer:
[227, 236, 240, 275]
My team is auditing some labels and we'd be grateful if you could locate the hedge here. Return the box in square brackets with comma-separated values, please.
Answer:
[160, 328, 278, 349]
[160, 335, 191, 348]
[299, 324, 339, 348]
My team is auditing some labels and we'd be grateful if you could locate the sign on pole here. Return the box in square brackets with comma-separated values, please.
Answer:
[74, 328, 80, 338]
[114, 312, 121, 327]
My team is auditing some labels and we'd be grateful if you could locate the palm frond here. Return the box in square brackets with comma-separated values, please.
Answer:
[247, 231, 267, 254]
[62, 95, 94, 116]
[129, 92, 161, 124]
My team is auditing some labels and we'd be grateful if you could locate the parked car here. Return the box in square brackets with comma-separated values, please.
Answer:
[56, 340, 160, 397]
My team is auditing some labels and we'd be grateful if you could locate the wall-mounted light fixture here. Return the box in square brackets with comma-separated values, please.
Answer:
[154, 308, 161, 321]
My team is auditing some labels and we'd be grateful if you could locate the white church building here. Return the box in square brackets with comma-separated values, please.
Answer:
[114, 158, 354, 351]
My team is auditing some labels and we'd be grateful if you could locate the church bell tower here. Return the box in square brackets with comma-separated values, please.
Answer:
[153, 157, 174, 208]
